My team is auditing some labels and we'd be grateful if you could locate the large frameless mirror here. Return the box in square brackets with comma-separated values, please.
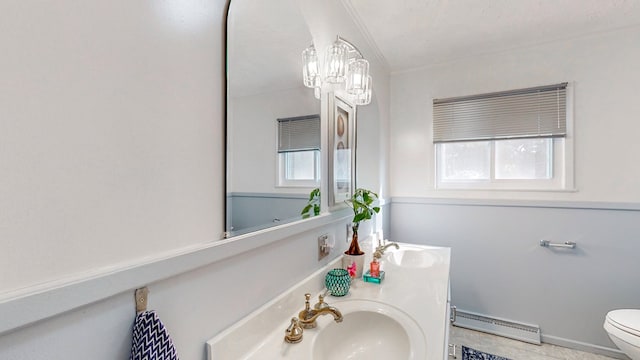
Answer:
[226, 0, 321, 236]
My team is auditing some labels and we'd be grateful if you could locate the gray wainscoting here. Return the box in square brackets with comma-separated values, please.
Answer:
[390, 197, 640, 357]
[228, 192, 309, 234]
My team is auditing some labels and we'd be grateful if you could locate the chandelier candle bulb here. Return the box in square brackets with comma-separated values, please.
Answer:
[302, 45, 319, 88]
[346, 58, 369, 95]
[355, 76, 372, 105]
[325, 41, 347, 83]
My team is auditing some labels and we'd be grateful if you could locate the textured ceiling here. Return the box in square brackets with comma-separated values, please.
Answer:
[229, 0, 640, 95]
[345, 0, 640, 72]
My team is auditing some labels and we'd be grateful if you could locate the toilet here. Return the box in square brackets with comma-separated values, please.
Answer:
[604, 309, 640, 360]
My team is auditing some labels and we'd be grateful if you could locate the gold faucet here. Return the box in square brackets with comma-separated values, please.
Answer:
[285, 293, 343, 343]
[298, 293, 343, 329]
[373, 240, 400, 259]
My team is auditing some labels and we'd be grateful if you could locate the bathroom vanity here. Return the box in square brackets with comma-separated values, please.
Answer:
[207, 243, 451, 359]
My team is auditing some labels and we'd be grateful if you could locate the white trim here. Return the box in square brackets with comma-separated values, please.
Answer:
[338, 0, 390, 71]
[390, 196, 640, 211]
[564, 82, 576, 190]
[541, 334, 627, 360]
[0, 211, 351, 336]
[228, 192, 308, 199]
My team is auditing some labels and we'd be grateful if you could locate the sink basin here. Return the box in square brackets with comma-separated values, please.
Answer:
[384, 246, 438, 268]
[311, 299, 426, 360]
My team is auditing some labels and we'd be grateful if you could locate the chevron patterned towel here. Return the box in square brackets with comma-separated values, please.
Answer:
[130, 310, 179, 360]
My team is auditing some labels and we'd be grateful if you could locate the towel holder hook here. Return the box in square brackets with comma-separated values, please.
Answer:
[135, 287, 149, 313]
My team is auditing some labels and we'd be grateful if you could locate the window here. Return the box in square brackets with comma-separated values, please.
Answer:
[277, 115, 321, 187]
[433, 83, 572, 190]
[279, 150, 320, 186]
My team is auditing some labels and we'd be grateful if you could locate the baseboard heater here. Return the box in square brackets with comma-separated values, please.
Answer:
[453, 308, 541, 345]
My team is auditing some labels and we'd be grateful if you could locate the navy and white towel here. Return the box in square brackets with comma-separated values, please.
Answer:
[462, 345, 511, 360]
[130, 310, 179, 360]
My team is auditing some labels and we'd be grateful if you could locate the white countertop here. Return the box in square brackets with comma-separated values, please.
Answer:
[207, 242, 451, 360]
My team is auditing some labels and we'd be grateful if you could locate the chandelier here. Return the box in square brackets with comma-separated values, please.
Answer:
[302, 36, 372, 106]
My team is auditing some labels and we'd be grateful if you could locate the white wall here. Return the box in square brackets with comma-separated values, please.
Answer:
[390, 25, 640, 203]
[228, 87, 319, 194]
[0, 0, 390, 359]
[0, 0, 226, 294]
[389, 26, 640, 356]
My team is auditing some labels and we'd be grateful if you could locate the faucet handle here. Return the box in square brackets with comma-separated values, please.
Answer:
[301, 293, 312, 314]
[284, 318, 303, 343]
[299, 293, 317, 328]
[314, 293, 329, 310]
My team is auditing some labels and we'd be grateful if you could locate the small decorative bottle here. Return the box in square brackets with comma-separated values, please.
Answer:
[370, 258, 380, 278]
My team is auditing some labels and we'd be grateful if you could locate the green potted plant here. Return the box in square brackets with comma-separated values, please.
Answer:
[300, 188, 321, 219]
[343, 188, 380, 277]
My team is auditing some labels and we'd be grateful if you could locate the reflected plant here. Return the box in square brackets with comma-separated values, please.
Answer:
[301, 188, 321, 219]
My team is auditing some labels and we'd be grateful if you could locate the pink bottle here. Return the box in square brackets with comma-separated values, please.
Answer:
[370, 259, 380, 277]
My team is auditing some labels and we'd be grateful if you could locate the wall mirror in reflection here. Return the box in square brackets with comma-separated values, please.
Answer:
[226, 0, 321, 236]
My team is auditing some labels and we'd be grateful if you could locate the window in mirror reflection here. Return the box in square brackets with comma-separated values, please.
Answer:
[279, 150, 320, 187]
[277, 114, 321, 187]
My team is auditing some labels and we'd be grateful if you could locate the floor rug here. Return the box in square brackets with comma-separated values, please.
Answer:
[462, 345, 512, 360]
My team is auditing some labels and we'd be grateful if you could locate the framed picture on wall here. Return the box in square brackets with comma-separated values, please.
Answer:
[328, 93, 357, 208]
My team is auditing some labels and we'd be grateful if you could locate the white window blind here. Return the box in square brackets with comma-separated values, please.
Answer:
[433, 83, 567, 143]
[277, 114, 321, 153]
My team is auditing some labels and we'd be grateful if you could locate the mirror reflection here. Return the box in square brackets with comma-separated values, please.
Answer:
[226, 0, 320, 236]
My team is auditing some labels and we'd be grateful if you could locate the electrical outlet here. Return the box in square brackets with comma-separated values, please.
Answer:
[318, 234, 330, 260]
